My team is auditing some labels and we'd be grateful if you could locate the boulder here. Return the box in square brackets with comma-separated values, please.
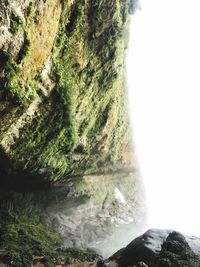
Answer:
[105, 229, 200, 267]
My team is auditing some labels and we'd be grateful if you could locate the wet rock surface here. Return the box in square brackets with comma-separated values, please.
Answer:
[106, 229, 200, 267]
[42, 172, 146, 255]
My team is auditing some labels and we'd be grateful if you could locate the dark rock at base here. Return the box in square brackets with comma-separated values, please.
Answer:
[107, 229, 200, 267]
[108, 229, 170, 266]
[154, 231, 200, 267]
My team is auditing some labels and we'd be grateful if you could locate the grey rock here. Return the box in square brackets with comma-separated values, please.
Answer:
[108, 228, 200, 267]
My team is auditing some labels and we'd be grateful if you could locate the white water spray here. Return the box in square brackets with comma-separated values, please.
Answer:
[114, 187, 126, 204]
[127, 0, 200, 236]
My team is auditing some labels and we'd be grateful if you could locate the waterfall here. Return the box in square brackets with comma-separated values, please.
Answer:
[114, 187, 127, 204]
[127, 0, 200, 236]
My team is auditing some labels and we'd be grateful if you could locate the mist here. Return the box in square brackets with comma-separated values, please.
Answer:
[127, 0, 200, 236]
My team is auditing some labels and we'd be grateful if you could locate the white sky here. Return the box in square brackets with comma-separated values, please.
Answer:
[127, 0, 200, 236]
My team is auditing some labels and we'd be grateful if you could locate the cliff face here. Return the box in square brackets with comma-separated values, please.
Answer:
[0, 1, 142, 266]
[0, 0, 135, 183]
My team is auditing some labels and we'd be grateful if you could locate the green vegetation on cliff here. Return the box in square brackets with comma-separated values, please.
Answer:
[0, 0, 135, 182]
[0, 193, 101, 267]
[0, 1, 137, 265]
[0, 193, 62, 266]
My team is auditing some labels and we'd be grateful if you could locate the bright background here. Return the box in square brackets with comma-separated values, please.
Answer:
[127, 0, 200, 236]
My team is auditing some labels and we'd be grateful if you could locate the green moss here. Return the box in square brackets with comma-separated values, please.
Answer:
[0, 220, 62, 266]
[10, 13, 23, 35]
[0, 34, 36, 105]
[17, 33, 32, 64]
[0, 192, 62, 267]
[0, 0, 59, 105]
[59, 247, 101, 264]
[0, 8, 36, 104]
[2, 0, 134, 182]
[0, 212, 100, 266]
[0, 190, 101, 266]
[7, 92, 78, 181]
[0, 0, 136, 263]
[2, 9, 37, 104]
[4, 75, 37, 105]
[25, 1, 38, 22]
[73, 178, 88, 195]
[72, 172, 135, 206]
[153, 232, 200, 267]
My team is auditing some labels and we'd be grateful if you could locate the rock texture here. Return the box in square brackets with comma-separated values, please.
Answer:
[106, 229, 200, 267]
[42, 171, 145, 253]
[0, 1, 143, 266]
[0, 0, 136, 183]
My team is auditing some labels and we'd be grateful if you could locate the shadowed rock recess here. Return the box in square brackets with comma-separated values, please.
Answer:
[0, 0, 144, 266]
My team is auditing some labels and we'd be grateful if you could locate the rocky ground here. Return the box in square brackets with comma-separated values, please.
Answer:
[42, 171, 146, 255]
[0, 169, 146, 267]
[1, 228, 200, 266]
[33, 261, 97, 267]
[8, 228, 200, 267]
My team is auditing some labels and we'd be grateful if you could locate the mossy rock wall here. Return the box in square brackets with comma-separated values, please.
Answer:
[0, 0, 135, 183]
[0, 1, 142, 265]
